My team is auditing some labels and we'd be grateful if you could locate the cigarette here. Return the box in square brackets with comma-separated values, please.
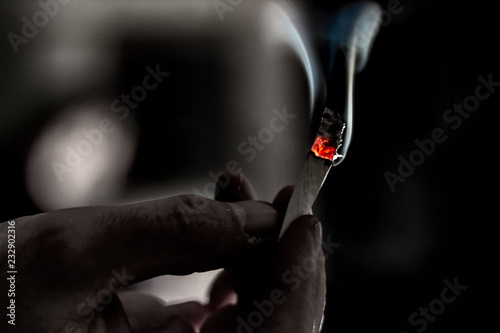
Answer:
[277, 2, 381, 239]
[278, 108, 345, 239]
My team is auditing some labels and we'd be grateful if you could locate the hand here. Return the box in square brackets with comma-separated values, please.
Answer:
[0, 172, 326, 332]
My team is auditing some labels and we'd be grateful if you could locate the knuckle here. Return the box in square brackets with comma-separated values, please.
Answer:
[169, 195, 243, 265]
[171, 194, 228, 246]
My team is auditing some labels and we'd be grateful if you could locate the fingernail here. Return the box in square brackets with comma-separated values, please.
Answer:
[228, 201, 280, 237]
[312, 218, 323, 250]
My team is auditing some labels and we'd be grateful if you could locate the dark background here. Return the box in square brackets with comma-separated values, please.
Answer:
[312, 0, 500, 332]
[1, 0, 499, 332]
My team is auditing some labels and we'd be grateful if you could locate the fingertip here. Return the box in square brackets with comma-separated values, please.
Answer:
[278, 215, 323, 266]
[215, 172, 257, 202]
[207, 270, 237, 312]
[272, 185, 295, 218]
[283, 215, 322, 245]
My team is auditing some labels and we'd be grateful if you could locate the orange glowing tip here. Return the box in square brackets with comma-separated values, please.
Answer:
[311, 135, 336, 161]
[311, 108, 345, 162]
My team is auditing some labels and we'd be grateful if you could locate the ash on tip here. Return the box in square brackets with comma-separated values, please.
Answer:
[317, 108, 346, 150]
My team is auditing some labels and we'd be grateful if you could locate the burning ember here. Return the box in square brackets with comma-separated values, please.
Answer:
[311, 108, 346, 162]
[311, 136, 336, 161]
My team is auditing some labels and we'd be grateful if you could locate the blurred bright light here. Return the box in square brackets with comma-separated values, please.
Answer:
[25, 103, 137, 211]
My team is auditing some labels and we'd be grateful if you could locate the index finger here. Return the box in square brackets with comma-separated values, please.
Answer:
[28, 195, 280, 286]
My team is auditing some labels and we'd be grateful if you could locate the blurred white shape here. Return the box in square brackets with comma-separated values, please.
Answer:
[129, 270, 223, 305]
[25, 103, 137, 211]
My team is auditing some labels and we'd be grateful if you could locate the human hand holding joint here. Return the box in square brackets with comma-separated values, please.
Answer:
[0, 172, 326, 333]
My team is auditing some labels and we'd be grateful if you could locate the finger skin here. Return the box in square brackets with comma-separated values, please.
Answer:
[23, 195, 279, 284]
[207, 270, 238, 312]
[206, 180, 326, 333]
[272, 185, 295, 222]
[202, 172, 257, 331]
[228, 215, 326, 333]
[270, 215, 326, 333]
[200, 305, 239, 333]
[215, 171, 258, 202]
[0, 194, 280, 332]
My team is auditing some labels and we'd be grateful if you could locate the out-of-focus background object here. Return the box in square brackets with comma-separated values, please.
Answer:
[1, 0, 499, 332]
[1, 0, 316, 314]
[2, 0, 315, 213]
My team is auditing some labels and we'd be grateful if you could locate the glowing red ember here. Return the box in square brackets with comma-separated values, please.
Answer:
[311, 135, 336, 161]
